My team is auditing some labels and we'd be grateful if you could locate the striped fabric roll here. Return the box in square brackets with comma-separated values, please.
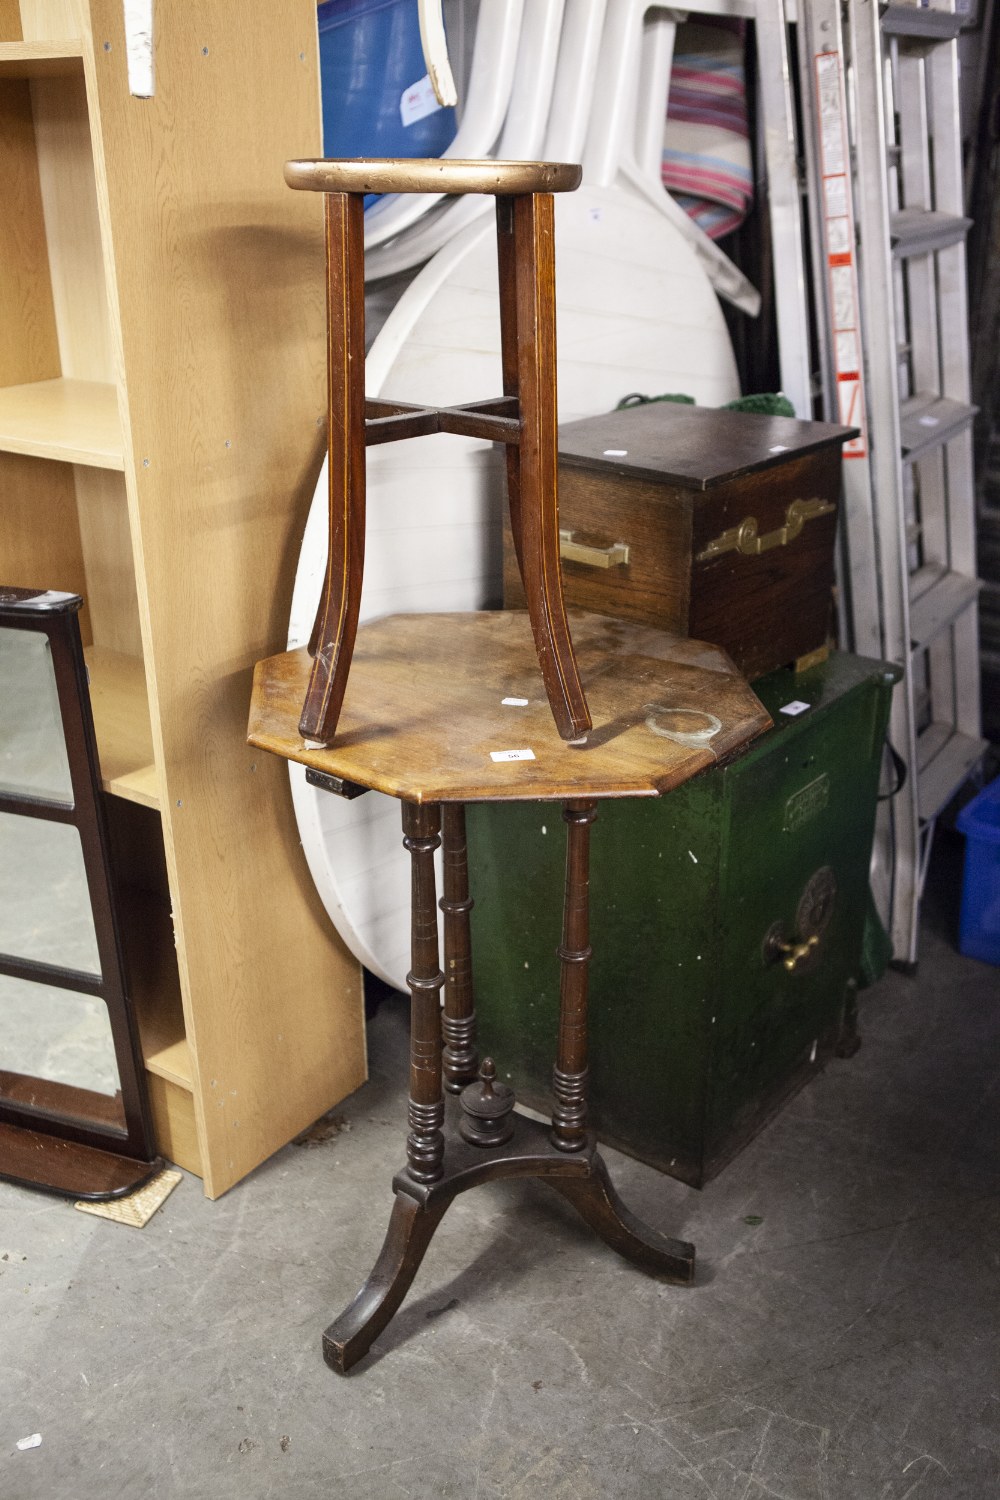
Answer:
[662, 18, 753, 241]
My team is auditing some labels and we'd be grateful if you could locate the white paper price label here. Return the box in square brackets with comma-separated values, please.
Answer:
[780, 700, 811, 717]
[490, 748, 535, 763]
[400, 75, 443, 127]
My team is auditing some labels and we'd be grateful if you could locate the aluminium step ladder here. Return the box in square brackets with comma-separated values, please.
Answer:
[796, 0, 987, 966]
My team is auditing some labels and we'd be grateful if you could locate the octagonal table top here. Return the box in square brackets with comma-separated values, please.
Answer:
[248, 610, 771, 804]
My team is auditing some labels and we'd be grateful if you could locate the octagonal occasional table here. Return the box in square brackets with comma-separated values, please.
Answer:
[249, 608, 770, 1372]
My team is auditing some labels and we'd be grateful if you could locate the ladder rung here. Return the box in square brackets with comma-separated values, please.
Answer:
[908, 568, 981, 648]
[891, 209, 970, 257]
[917, 720, 953, 771]
[899, 393, 978, 461]
[909, 562, 945, 602]
[917, 726, 988, 821]
[882, 5, 965, 41]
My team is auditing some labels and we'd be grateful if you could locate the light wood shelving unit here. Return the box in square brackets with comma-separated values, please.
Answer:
[1, 0, 366, 1196]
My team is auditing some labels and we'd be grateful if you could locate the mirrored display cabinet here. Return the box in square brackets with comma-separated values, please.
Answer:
[0, 585, 160, 1197]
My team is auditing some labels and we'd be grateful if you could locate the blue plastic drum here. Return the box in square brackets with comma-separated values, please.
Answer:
[318, 0, 457, 206]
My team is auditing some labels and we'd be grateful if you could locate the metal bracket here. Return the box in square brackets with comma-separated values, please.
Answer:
[696, 498, 836, 562]
[305, 767, 369, 800]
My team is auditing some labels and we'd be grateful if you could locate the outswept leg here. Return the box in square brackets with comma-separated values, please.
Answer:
[548, 1154, 695, 1284]
[322, 1190, 451, 1373]
[299, 192, 367, 744]
[496, 193, 591, 742]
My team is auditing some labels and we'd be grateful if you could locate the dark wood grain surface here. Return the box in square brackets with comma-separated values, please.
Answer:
[506, 467, 694, 629]
[506, 420, 845, 679]
[690, 450, 841, 678]
[557, 402, 857, 489]
[248, 610, 771, 803]
[0, 1119, 160, 1200]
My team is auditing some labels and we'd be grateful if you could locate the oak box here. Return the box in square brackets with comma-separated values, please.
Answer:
[504, 402, 858, 680]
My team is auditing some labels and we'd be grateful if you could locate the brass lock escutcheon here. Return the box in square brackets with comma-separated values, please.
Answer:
[696, 497, 835, 563]
[559, 529, 630, 569]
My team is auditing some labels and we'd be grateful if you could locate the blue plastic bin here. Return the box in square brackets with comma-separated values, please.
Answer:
[956, 776, 1000, 966]
[317, 0, 456, 206]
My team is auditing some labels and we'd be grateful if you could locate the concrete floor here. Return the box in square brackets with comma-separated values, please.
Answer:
[2, 831, 998, 1499]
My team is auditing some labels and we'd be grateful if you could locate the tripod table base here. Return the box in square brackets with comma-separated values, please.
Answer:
[323, 1111, 694, 1374]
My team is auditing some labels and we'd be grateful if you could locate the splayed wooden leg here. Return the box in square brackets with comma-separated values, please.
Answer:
[299, 192, 366, 744]
[548, 1153, 695, 1283]
[322, 1188, 450, 1373]
[496, 193, 591, 742]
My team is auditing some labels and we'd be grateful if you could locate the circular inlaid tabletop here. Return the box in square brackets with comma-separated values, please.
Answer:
[249, 611, 771, 804]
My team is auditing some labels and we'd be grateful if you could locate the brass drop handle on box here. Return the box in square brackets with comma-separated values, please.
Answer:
[559, 529, 630, 569]
[696, 498, 835, 562]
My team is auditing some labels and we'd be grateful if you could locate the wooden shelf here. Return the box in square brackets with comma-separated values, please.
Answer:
[84, 646, 159, 808]
[120, 888, 192, 1089]
[0, 379, 123, 468]
[118, 885, 201, 1176]
[2, 0, 366, 1197]
[0, 41, 84, 76]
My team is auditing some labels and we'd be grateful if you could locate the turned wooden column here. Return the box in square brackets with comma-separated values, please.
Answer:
[402, 801, 445, 1183]
[552, 799, 598, 1151]
[439, 803, 479, 1092]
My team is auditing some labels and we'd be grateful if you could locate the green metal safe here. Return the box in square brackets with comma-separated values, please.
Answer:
[466, 650, 900, 1187]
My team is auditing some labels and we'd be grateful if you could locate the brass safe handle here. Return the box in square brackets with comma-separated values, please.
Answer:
[763, 924, 821, 973]
[559, 529, 631, 569]
[774, 934, 819, 972]
[696, 498, 835, 563]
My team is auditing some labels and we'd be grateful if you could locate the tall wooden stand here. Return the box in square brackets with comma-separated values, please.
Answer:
[322, 795, 695, 1375]
[249, 608, 771, 1374]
